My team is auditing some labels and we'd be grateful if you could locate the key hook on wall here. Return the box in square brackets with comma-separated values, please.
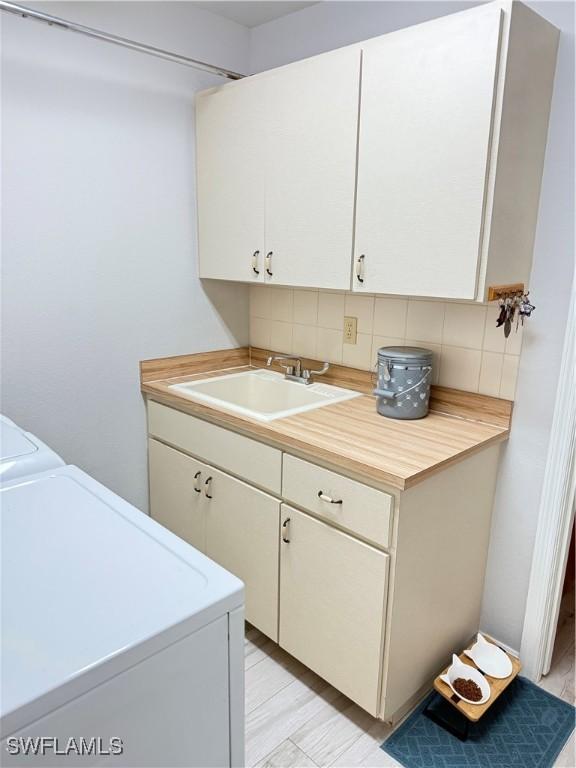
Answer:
[488, 284, 535, 339]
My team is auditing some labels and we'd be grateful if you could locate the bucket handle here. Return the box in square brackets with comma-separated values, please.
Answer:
[373, 366, 432, 400]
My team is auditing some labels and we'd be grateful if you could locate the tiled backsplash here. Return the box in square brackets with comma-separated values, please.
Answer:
[249, 287, 523, 399]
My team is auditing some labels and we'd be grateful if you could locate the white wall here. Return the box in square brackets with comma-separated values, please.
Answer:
[250, 0, 478, 71]
[481, 0, 574, 649]
[249, 1, 575, 651]
[1, 2, 250, 510]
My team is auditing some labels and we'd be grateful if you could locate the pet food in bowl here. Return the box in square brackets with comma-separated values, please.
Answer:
[440, 654, 491, 705]
[453, 677, 483, 702]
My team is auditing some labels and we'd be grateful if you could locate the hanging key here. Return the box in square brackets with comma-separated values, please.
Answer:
[496, 299, 507, 328]
[518, 293, 536, 325]
[504, 300, 514, 338]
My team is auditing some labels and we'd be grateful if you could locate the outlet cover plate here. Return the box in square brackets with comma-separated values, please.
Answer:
[344, 316, 358, 345]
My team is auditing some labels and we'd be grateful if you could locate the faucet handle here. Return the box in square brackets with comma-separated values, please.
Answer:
[305, 362, 330, 377]
[267, 355, 302, 376]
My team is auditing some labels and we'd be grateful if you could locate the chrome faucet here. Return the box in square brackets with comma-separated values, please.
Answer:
[266, 355, 330, 385]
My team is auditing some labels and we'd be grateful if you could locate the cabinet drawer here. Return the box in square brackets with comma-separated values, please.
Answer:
[147, 401, 282, 494]
[282, 454, 392, 548]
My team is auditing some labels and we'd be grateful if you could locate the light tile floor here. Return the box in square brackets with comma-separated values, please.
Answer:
[245, 598, 575, 768]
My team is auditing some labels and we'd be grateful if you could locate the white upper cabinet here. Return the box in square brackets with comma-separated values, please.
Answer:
[197, 48, 360, 289]
[354, 7, 502, 299]
[196, 2, 558, 299]
[196, 76, 266, 282]
[354, 1, 558, 300]
[263, 49, 360, 289]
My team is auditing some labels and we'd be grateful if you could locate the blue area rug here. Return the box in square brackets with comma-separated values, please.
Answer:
[382, 677, 575, 768]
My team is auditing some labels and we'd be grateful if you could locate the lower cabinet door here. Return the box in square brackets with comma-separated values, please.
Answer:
[205, 467, 280, 641]
[148, 438, 207, 553]
[279, 505, 389, 715]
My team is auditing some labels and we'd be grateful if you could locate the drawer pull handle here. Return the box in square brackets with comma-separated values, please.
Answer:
[318, 491, 342, 505]
[282, 517, 291, 543]
[252, 250, 260, 275]
[204, 476, 213, 499]
[265, 251, 273, 277]
[193, 471, 202, 493]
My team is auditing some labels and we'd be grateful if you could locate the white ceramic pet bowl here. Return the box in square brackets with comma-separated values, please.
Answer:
[440, 654, 491, 705]
[464, 633, 513, 679]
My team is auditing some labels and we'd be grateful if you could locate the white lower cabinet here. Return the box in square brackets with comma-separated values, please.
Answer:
[149, 438, 207, 553]
[278, 505, 389, 716]
[148, 437, 280, 640]
[204, 465, 280, 642]
[148, 431, 388, 714]
[147, 402, 502, 721]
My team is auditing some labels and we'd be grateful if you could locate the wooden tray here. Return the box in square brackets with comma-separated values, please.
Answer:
[433, 646, 522, 722]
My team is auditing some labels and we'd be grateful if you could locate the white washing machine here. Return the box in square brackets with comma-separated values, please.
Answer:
[0, 466, 245, 767]
[0, 414, 64, 481]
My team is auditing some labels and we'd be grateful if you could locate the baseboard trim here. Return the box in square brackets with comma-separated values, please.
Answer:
[480, 631, 520, 659]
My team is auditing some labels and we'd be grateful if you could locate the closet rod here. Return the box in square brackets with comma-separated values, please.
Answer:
[0, 0, 245, 80]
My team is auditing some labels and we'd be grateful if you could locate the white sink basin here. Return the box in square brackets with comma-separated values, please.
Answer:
[169, 369, 361, 422]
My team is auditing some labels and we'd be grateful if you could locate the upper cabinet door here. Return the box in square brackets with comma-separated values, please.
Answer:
[196, 77, 266, 282]
[354, 7, 503, 299]
[263, 49, 361, 289]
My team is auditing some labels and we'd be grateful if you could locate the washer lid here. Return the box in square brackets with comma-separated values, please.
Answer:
[0, 417, 38, 461]
[1, 466, 243, 736]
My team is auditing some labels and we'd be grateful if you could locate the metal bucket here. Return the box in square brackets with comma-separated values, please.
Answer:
[373, 346, 433, 420]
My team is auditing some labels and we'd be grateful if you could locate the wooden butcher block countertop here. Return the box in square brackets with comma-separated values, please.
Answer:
[141, 347, 512, 491]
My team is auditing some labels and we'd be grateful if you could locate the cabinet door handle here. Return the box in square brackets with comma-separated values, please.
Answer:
[318, 491, 343, 505]
[193, 471, 202, 493]
[204, 476, 213, 499]
[282, 517, 291, 543]
[265, 251, 273, 276]
[356, 254, 365, 283]
[252, 250, 260, 275]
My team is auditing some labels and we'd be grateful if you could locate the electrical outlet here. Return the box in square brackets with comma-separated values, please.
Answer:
[343, 316, 358, 345]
